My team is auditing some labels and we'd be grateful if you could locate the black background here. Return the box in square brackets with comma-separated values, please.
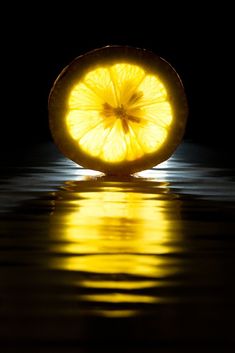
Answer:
[2, 4, 232, 152]
[1, 5, 234, 352]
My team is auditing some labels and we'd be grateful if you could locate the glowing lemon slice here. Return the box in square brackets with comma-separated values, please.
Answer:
[49, 46, 188, 175]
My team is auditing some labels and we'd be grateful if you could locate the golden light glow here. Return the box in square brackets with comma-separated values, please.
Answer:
[79, 293, 156, 304]
[66, 63, 173, 163]
[48, 179, 182, 317]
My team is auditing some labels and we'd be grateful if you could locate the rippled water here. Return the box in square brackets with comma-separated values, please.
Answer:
[0, 142, 235, 352]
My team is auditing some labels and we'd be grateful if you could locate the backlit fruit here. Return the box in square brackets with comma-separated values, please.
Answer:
[49, 46, 188, 175]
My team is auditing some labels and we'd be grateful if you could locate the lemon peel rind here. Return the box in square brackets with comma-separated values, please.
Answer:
[49, 46, 188, 175]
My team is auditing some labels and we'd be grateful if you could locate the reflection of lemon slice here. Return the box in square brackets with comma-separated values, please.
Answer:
[49, 46, 188, 175]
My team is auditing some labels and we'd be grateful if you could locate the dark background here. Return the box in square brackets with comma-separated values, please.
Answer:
[1, 5, 235, 353]
[2, 4, 232, 153]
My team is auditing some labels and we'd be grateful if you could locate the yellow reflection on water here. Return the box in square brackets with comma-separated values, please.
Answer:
[49, 178, 182, 316]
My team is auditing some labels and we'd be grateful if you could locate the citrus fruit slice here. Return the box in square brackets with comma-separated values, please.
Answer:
[49, 46, 188, 175]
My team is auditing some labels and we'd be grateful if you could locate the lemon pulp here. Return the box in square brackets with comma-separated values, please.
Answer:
[66, 63, 173, 163]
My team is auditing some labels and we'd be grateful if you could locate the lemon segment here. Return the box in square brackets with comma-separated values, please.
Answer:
[66, 63, 172, 163]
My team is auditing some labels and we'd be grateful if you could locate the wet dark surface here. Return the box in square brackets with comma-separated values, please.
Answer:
[0, 142, 235, 352]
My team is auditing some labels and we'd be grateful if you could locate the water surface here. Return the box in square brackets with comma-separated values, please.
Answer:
[0, 142, 235, 352]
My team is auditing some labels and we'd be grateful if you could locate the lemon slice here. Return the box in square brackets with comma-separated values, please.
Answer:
[49, 46, 188, 175]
